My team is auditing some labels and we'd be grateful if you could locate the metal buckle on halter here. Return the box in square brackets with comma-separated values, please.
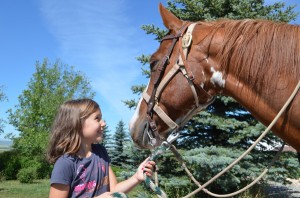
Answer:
[182, 32, 192, 48]
[179, 65, 195, 81]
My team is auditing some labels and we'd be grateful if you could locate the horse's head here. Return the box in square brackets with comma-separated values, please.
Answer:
[130, 4, 225, 149]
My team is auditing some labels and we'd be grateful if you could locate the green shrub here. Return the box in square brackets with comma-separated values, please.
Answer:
[19, 156, 51, 179]
[0, 150, 22, 180]
[160, 176, 194, 198]
[17, 167, 37, 183]
[0, 149, 52, 180]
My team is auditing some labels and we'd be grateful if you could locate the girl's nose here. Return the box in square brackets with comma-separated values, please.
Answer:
[100, 120, 106, 127]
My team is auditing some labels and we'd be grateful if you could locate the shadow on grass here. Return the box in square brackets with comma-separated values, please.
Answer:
[263, 183, 300, 198]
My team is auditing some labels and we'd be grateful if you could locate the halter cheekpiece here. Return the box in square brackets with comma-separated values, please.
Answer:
[143, 22, 215, 146]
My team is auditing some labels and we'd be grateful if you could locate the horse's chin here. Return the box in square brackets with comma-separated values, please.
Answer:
[133, 126, 164, 150]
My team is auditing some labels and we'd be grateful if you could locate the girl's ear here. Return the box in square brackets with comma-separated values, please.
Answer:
[159, 3, 183, 32]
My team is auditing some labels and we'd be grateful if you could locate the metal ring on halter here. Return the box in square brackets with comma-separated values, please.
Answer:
[165, 55, 170, 64]
[145, 122, 157, 146]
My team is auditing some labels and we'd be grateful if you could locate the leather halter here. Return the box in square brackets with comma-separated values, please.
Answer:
[143, 22, 215, 146]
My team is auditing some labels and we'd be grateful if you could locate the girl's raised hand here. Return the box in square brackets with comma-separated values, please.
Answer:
[135, 157, 156, 182]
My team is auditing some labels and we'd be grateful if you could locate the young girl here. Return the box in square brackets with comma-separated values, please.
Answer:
[47, 98, 155, 198]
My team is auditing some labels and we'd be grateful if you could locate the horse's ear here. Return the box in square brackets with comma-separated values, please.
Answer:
[159, 3, 182, 31]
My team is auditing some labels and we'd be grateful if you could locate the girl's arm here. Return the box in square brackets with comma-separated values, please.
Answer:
[49, 183, 70, 198]
[109, 158, 155, 194]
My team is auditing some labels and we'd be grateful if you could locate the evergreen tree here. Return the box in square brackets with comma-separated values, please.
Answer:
[110, 120, 130, 166]
[101, 123, 110, 146]
[124, 0, 300, 195]
[101, 124, 115, 157]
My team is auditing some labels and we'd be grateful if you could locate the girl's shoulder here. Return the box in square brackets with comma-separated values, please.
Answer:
[55, 154, 77, 166]
[92, 144, 110, 162]
[51, 154, 77, 183]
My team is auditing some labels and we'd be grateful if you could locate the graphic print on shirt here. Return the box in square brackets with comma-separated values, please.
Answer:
[94, 160, 109, 191]
[100, 163, 109, 185]
[74, 164, 96, 194]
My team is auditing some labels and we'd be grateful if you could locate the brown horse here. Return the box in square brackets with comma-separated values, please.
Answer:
[129, 4, 300, 155]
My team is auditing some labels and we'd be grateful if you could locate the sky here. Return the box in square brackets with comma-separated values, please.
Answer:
[0, 0, 299, 141]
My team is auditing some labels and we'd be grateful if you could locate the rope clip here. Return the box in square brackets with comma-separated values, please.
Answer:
[162, 131, 180, 148]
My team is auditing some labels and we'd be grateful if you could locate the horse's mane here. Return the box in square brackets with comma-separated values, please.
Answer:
[207, 19, 300, 92]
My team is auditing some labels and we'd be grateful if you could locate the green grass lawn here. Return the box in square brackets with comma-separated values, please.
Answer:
[0, 179, 153, 198]
[0, 179, 278, 198]
[0, 179, 50, 198]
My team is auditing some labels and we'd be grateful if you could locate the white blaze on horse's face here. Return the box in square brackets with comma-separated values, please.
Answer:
[129, 96, 143, 133]
[210, 67, 225, 88]
[129, 82, 151, 149]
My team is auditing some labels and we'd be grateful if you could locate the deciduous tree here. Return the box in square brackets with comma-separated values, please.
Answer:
[7, 58, 95, 156]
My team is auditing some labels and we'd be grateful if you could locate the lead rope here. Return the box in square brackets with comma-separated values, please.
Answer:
[143, 144, 169, 198]
[171, 143, 285, 198]
[111, 192, 128, 198]
[142, 131, 181, 198]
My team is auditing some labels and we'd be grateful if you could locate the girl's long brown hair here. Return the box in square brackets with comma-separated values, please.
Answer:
[47, 98, 100, 164]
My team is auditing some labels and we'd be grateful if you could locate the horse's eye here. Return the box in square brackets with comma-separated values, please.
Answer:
[150, 60, 159, 71]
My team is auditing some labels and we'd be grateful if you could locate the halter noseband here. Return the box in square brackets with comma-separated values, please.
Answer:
[143, 22, 215, 146]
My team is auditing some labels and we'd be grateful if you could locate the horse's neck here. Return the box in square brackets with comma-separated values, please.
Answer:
[223, 74, 273, 125]
[223, 74, 300, 151]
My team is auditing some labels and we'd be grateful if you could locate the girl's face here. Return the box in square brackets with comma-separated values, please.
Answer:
[82, 109, 106, 144]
